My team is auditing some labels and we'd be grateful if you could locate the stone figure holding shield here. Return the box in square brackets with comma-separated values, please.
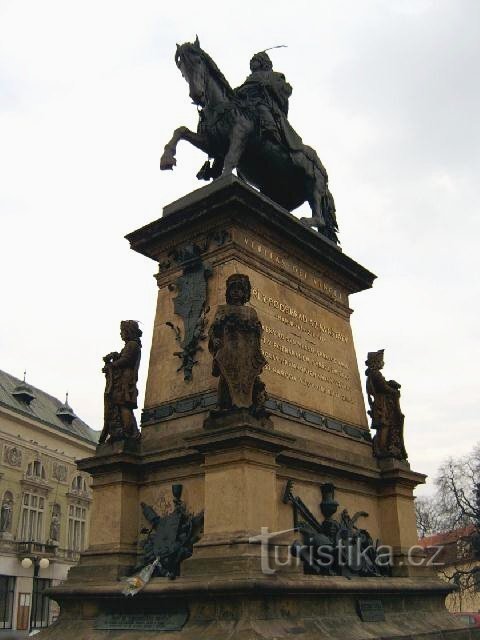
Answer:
[208, 273, 268, 419]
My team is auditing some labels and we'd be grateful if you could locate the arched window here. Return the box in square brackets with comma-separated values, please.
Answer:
[26, 460, 46, 480]
[20, 493, 45, 542]
[71, 475, 87, 493]
[68, 504, 86, 553]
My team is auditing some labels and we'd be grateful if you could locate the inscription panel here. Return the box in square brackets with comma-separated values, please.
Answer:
[238, 232, 348, 304]
[244, 268, 367, 427]
[94, 611, 188, 631]
[356, 600, 385, 622]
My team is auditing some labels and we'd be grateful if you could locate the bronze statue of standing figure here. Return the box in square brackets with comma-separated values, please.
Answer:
[365, 350, 407, 461]
[99, 320, 142, 444]
[208, 274, 268, 420]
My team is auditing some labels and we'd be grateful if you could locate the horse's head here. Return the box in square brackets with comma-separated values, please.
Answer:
[175, 36, 233, 108]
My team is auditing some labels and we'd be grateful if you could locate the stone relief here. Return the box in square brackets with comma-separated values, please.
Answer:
[365, 350, 408, 461]
[3, 445, 22, 467]
[52, 463, 68, 482]
[157, 231, 231, 274]
[166, 243, 212, 382]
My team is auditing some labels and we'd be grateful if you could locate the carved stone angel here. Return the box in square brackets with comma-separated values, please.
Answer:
[365, 349, 407, 461]
[208, 274, 268, 418]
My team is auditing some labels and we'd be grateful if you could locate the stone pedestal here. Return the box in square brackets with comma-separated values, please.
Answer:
[42, 177, 477, 639]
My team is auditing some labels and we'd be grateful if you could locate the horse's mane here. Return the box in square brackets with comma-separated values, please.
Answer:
[199, 48, 234, 99]
[179, 42, 234, 100]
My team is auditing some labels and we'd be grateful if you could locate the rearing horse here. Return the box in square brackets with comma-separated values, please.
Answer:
[160, 38, 338, 243]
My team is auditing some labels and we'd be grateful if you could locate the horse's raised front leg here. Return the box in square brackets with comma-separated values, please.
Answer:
[160, 127, 209, 170]
[222, 119, 253, 175]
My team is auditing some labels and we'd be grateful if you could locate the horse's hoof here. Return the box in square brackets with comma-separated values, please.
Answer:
[160, 152, 176, 171]
[299, 216, 315, 228]
[196, 161, 212, 181]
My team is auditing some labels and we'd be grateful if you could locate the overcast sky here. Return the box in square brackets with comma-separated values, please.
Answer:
[1, 0, 478, 495]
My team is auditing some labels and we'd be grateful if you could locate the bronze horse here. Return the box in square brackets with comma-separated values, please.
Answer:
[160, 38, 338, 243]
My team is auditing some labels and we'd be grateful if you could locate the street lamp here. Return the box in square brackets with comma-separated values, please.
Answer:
[20, 557, 50, 573]
[19, 556, 51, 633]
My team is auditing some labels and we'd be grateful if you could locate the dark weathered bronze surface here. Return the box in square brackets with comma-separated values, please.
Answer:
[365, 349, 408, 461]
[208, 274, 269, 422]
[99, 320, 142, 445]
[160, 39, 338, 243]
[283, 480, 388, 577]
[166, 243, 212, 381]
[136, 484, 204, 580]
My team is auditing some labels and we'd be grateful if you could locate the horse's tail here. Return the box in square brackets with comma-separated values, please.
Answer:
[301, 146, 339, 240]
[303, 145, 328, 182]
[321, 188, 339, 242]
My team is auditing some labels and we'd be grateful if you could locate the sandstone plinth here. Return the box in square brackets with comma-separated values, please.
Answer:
[41, 177, 475, 640]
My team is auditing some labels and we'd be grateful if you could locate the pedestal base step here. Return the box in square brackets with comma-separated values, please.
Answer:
[37, 576, 478, 640]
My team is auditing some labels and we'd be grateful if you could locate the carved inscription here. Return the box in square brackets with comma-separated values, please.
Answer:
[95, 612, 188, 631]
[243, 236, 345, 302]
[250, 286, 355, 405]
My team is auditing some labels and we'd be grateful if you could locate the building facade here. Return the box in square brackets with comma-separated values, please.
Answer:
[419, 525, 480, 613]
[0, 370, 98, 632]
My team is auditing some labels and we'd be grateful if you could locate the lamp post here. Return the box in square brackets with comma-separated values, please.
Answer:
[20, 556, 50, 633]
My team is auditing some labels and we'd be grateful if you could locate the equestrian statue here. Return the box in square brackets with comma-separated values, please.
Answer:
[160, 37, 339, 243]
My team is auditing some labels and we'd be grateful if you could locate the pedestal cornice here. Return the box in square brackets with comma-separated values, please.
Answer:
[126, 175, 376, 295]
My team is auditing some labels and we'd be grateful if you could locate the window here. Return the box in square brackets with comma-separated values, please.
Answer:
[26, 461, 46, 480]
[0, 576, 15, 629]
[68, 505, 86, 552]
[20, 493, 45, 542]
[71, 475, 87, 493]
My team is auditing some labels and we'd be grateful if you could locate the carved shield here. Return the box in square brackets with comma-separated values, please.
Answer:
[152, 511, 182, 559]
[216, 329, 263, 408]
[172, 264, 209, 345]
